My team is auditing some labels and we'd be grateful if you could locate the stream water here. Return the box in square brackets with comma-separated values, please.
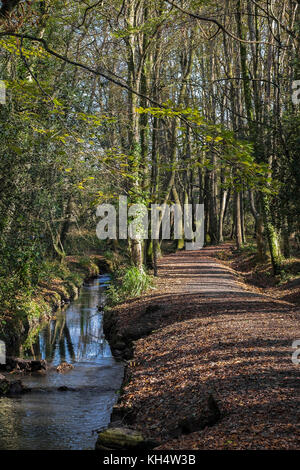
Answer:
[0, 274, 124, 450]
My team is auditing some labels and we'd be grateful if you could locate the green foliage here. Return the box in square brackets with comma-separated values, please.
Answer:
[122, 266, 153, 296]
[64, 230, 104, 255]
[238, 243, 257, 255]
[0, 276, 32, 320]
[76, 256, 99, 277]
[38, 260, 70, 283]
[107, 266, 153, 306]
[137, 105, 271, 192]
[65, 271, 84, 288]
[20, 298, 51, 322]
[103, 250, 124, 271]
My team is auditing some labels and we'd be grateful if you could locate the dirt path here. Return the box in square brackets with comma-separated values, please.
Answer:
[108, 247, 300, 449]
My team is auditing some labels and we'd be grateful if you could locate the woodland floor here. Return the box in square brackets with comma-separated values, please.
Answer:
[112, 246, 300, 450]
[217, 243, 300, 306]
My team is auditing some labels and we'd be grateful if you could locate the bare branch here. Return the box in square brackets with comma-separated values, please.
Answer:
[164, 0, 286, 46]
[0, 0, 21, 16]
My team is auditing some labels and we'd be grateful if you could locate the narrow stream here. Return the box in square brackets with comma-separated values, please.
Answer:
[0, 274, 124, 450]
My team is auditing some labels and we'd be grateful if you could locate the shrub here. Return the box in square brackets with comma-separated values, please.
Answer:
[38, 260, 70, 283]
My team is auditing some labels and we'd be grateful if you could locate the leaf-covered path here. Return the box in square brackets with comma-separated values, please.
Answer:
[110, 247, 300, 449]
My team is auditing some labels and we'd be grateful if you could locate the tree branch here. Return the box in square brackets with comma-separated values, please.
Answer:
[164, 0, 285, 46]
[0, 0, 22, 20]
[0, 31, 164, 108]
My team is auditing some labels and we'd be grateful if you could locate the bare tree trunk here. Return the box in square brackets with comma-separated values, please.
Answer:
[218, 189, 228, 243]
[235, 191, 243, 250]
[249, 190, 266, 260]
[172, 186, 184, 249]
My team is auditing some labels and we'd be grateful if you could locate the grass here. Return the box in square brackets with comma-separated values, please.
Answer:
[106, 265, 153, 306]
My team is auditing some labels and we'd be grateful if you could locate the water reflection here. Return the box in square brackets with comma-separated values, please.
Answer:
[25, 275, 112, 364]
[0, 274, 124, 450]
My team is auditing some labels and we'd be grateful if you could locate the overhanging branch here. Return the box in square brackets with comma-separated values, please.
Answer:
[0, 31, 164, 107]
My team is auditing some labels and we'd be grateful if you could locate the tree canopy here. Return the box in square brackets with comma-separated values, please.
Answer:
[0, 0, 299, 296]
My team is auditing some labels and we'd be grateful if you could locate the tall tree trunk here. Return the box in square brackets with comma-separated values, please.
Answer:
[261, 193, 282, 274]
[234, 191, 243, 250]
[218, 189, 228, 243]
[236, 0, 282, 272]
[249, 190, 266, 260]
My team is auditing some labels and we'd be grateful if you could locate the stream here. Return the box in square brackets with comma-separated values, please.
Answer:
[0, 274, 124, 450]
